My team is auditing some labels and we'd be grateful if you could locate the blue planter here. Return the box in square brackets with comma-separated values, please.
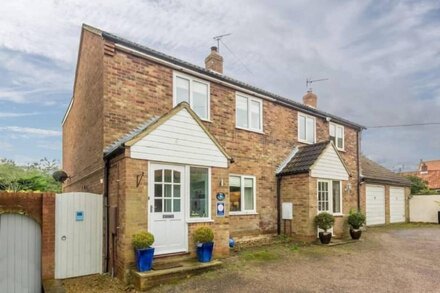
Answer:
[135, 247, 155, 272]
[196, 242, 214, 262]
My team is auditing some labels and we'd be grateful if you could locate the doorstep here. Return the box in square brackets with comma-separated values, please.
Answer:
[131, 259, 222, 291]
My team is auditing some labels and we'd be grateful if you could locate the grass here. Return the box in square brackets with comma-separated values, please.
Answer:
[242, 249, 280, 262]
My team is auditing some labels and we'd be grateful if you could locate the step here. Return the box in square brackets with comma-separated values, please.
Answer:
[131, 259, 222, 291]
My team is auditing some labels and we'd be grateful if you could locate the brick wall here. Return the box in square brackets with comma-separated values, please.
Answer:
[0, 192, 55, 279]
[63, 28, 105, 194]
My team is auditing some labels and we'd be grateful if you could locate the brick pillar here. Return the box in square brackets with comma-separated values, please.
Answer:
[42, 193, 56, 280]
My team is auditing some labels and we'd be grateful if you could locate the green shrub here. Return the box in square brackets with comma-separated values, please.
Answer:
[132, 231, 154, 249]
[347, 209, 366, 229]
[314, 212, 335, 232]
[193, 226, 214, 243]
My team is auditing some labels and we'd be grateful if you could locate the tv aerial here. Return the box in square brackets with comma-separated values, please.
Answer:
[213, 33, 231, 52]
[306, 77, 329, 90]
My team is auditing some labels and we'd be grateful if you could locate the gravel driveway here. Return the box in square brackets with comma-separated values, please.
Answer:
[152, 224, 440, 293]
[63, 224, 440, 293]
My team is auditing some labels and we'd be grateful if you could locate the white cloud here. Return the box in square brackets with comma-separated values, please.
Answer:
[0, 126, 61, 137]
[0, 112, 39, 118]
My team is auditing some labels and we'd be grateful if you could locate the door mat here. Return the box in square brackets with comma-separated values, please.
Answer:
[152, 262, 183, 270]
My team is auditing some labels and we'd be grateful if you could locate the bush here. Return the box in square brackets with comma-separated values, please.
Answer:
[347, 209, 366, 229]
[132, 231, 154, 249]
[193, 226, 214, 243]
[314, 212, 335, 232]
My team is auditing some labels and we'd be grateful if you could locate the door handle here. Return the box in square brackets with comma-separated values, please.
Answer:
[150, 206, 153, 213]
[61, 235, 67, 241]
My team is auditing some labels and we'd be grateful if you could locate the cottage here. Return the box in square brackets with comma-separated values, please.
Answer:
[63, 24, 367, 280]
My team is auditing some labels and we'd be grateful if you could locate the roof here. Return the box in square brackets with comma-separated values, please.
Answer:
[104, 102, 232, 161]
[81, 24, 365, 131]
[277, 141, 329, 176]
[361, 156, 411, 187]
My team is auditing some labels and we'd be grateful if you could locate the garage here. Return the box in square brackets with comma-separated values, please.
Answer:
[366, 184, 386, 225]
[390, 187, 405, 223]
[0, 213, 42, 293]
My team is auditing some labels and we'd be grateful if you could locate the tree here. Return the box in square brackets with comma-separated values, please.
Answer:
[0, 158, 61, 192]
[406, 175, 437, 195]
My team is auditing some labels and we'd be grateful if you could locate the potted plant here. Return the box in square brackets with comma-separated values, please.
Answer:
[347, 209, 366, 240]
[132, 231, 155, 272]
[193, 226, 214, 262]
[314, 212, 335, 244]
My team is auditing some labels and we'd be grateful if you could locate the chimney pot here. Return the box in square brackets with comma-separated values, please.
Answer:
[302, 90, 318, 108]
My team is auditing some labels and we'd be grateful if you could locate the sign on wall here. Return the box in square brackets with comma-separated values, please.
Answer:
[216, 202, 225, 217]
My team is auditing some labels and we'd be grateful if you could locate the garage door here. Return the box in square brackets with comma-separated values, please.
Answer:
[390, 187, 405, 223]
[0, 214, 41, 293]
[366, 185, 385, 225]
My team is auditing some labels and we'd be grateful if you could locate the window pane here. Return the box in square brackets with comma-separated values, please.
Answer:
[173, 171, 180, 183]
[173, 199, 181, 212]
[244, 178, 254, 211]
[164, 199, 172, 212]
[193, 81, 208, 119]
[329, 124, 335, 137]
[299, 115, 306, 140]
[337, 127, 343, 148]
[236, 95, 248, 128]
[306, 117, 314, 143]
[229, 176, 241, 212]
[154, 170, 162, 182]
[176, 77, 189, 104]
[164, 170, 172, 182]
[154, 184, 162, 197]
[332, 181, 341, 213]
[173, 184, 180, 198]
[318, 181, 329, 212]
[250, 100, 261, 130]
[154, 199, 162, 212]
[190, 167, 209, 218]
[164, 184, 171, 197]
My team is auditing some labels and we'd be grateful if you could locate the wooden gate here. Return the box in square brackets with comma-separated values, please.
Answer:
[0, 213, 42, 292]
[55, 192, 103, 279]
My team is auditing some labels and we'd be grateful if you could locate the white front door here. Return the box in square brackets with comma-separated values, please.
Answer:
[149, 163, 187, 255]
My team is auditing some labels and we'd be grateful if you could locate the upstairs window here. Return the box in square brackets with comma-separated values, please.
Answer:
[173, 72, 210, 120]
[236, 93, 263, 132]
[329, 123, 344, 150]
[298, 113, 315, 144]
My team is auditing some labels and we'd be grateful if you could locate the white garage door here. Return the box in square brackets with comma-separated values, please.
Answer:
[390, 187, 405, 223]
[366, 185, 385, 225]
[0, 214, 41, 293]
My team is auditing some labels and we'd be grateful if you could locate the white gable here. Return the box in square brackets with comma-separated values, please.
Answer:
[310, 145, 349, 180]
[130, 108, 228, 168]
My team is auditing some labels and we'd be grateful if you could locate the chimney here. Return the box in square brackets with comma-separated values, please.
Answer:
[302, 90, 318, 108]
[205, 46, 223, 74]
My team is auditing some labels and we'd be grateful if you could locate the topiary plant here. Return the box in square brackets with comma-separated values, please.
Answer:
[314, 212, 335, 232]
[193, 226, 214, 243]
[132, 231, 155, 249]
[347, 209, 366, 229]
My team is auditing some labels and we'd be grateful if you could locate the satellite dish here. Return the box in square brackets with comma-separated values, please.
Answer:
[52, 170, 69, 183]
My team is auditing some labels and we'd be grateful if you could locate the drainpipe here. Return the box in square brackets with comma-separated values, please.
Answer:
[356, 130, 361, 211]
[276, 175, 282, 235]
[103, 158, 110, 273]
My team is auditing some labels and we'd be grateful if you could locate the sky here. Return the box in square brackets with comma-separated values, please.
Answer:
[0, 0, 439, 171]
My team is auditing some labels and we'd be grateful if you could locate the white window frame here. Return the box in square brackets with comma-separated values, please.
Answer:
[185, 165, 213, 223]
[298, 112, 316, 144]
[317, 179, 343, 216]
[235, 92, 263, 133]
[173, 71, 210, 121]
[229, 174, 257, 215]
[329, 123, 345, 151]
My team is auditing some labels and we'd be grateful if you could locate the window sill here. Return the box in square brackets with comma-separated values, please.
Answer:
[298, 139, 316, 145]
[187, 219, 214, 223]
[333, 213, 344, 217]
[229, 212, 258, 216]
[200, 118, 212, 123]
[235, 126, 264, 135]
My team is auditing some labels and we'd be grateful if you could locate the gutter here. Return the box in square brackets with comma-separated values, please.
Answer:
[276, 176, 282, 235]
[103, 158, 110, 273]
[357, 130, 361, 210]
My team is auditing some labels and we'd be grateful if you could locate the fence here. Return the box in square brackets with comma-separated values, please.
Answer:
[409, 195, 440, 223]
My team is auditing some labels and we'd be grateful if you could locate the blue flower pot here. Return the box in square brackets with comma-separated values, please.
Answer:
[196, 242, 214, 262]
[135, 247, 155, 272]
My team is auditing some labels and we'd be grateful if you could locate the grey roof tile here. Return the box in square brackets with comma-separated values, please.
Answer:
[278, 141, 330, 175]
[361, 156, 411, 186]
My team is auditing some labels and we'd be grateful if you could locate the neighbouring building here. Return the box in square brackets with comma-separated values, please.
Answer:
[360, 156, 411, 225]
[400, 160, 440, 193]
[63, 24, 370, 281]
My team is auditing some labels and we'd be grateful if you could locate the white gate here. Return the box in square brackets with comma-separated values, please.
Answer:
[55, 192, 103, 279]
[0, 213, 41, 293]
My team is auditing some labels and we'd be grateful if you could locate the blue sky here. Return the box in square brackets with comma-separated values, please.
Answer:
[0, 0, 439, 171]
